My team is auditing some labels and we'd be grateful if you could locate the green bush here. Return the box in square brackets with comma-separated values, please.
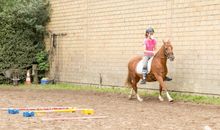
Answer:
[0, 0, 50, 83]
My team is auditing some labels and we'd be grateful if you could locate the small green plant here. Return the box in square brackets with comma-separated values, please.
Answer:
[36, 51, 49, 71]
[35, 51, 49, 80]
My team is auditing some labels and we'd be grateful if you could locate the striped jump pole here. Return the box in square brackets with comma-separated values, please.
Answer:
[41, 116, 107, 121]
[0, 107, 72, 111]
[33, 108, 94, 115]
[33, 108, 76, 113]
[23, 108, 94, 117]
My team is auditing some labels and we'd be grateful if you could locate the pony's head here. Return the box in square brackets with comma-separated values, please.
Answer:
[162, 39, 175, 61]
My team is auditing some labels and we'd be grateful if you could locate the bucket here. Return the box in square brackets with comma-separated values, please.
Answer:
[41, 78, 49, 85]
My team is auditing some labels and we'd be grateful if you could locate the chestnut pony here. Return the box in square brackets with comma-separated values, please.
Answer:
[126, 39, 175, 102]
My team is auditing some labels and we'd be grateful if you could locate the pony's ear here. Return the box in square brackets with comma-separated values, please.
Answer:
[167, 38, 171, 44]
[162, 40, 167, 45]
[163, 38, 171, 45]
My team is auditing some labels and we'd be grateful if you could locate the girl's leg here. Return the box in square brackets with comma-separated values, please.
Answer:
[141, 56, 148, 84]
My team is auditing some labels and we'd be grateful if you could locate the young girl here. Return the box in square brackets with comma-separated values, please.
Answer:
[140, 27, 172, 84]
[140, 27, 157, 84]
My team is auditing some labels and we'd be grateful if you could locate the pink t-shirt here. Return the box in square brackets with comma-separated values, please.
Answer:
[144, 38, 156, 56]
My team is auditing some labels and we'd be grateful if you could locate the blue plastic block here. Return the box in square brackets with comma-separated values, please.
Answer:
[23, 111, 35, 117]
[8, 109, 19, 114]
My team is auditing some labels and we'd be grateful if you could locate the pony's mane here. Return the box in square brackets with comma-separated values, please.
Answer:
[154, 44, 165, 58]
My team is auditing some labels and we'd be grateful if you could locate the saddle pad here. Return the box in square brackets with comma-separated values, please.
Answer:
[136, 56, 154, 74]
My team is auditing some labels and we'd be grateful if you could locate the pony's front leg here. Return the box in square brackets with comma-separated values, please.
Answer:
[166, 91, 173, 102]
[155, 74, 173, 102]
[158, 85, 164, 101]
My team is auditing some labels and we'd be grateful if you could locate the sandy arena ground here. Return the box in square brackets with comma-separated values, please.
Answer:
[0, 88, 219, 130]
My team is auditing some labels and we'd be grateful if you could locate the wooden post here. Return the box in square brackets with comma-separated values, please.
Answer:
[32, 64, 38, 84]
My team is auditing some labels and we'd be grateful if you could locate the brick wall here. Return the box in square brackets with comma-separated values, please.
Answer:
[46, 0, 220, 95]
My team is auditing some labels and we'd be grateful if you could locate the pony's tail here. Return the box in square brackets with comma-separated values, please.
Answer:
[125, 71, 132, 87]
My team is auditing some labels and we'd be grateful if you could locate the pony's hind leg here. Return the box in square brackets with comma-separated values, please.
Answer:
[136, 92, 143, 102]
[158, 85, 164, 101]
[134, 89, 143, 102]
[132, 78, 143, 102]
[128, 88, 135, 100]
[127, 73, 135, 100]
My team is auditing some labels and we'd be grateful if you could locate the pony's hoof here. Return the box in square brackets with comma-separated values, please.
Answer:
[128, 95, 133, 100]
[138, 99, 144, 102]
[138, 99, 143, 102]
[158, 96, 164, 102]
[169, 99, 174, 102]
[138, 98, 143, 102]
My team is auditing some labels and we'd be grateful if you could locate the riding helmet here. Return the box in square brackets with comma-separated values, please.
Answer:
[146, 27, 154, 33]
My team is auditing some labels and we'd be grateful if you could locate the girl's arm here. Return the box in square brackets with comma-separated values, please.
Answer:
[143, 44, 154, 53]
[144, 44, 155, 53]
[153, 42, 157, 55]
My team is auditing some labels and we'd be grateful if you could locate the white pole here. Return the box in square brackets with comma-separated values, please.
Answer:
[41, 116, 108, 121]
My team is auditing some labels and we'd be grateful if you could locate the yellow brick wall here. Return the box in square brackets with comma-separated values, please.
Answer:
[47, 0, 220, 95]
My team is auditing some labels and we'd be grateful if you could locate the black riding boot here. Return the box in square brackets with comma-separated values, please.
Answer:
[140, 73, 147, 84]
[165, 76, 172, 81]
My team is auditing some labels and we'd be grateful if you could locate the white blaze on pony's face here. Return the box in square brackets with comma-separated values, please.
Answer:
[163, 39, 175, 61]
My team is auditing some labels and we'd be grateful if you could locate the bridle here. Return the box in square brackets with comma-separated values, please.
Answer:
[164, 46, 169, 58]
[164, 45, 174, 60]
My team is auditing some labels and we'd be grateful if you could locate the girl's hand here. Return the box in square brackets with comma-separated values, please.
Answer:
[144, 50, 154, 53]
